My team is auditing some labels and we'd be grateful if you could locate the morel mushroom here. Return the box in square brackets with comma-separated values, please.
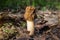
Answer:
[24, 6, 35, 36]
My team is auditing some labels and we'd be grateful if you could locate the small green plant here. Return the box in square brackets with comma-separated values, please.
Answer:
[41, 7, 47, 11]
[32, 0, 35, 7]
[20, 22, 26, 28]
[26, 0, 35, 7]
[26, 0, 30, 6]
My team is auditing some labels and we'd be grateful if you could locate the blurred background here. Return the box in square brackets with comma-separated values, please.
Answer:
[0, 0, 60, 11]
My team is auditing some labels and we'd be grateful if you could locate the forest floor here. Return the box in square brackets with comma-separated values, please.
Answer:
[0, 8, 60, 40]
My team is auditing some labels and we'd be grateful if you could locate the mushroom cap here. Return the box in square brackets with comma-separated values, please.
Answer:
[24, 6, 35, 21]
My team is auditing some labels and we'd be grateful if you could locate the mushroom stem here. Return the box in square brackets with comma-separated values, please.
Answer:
[27, 20, 34, 35]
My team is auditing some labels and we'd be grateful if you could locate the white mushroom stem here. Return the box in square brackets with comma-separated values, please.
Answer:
[27, 20, 34, 35]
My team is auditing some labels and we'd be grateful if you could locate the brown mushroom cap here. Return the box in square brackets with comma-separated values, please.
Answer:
[24, 6, 35, 21]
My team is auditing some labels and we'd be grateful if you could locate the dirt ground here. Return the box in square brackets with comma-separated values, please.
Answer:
[0, 9, 60, 40]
